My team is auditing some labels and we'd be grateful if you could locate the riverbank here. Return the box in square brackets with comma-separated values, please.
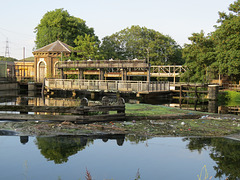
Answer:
[0, 104, 240, 138]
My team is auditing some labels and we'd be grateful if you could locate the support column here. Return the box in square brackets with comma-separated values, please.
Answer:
[173, 66, 176, 85]
[124, 69, 127, 81]
[121, 68, 127, 81]
[147, 64, 151, 82]
[78, 68, 83, 79]
[99, 69, 104, 80]
[121, 69, 124, 81]
[60, 69, 64, 79]
[208, 85, 219, 113]
[208, 85, 219, 101]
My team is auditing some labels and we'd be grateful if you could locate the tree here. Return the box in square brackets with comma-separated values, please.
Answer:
[73, 34, 103, 60]
[213, 0, 240, 82]
[0, 56, 17, 62]
[34, 8, 98, 49]
[181, 31, 216, 83]
[100, 25, 183, 65]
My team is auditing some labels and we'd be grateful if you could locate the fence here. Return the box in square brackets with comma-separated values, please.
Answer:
[45, 79, 170, 92]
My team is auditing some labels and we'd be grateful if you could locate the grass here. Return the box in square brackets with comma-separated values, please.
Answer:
[125, 103, 193, 116]
[223, 90, 240, 106]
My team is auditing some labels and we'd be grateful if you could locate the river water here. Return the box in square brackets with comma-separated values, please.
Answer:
[0, 92, 239, 179]
[0, 135, 239, 180]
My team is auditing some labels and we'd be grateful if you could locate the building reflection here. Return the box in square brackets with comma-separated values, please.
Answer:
[20, 136, 29, 144]
[0, 130, 29, 145]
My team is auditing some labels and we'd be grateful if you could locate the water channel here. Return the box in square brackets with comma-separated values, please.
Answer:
[1, 135, 240, 180]
[0, 91, 239, 179]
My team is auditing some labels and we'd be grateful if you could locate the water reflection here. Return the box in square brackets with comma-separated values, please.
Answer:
[33, 136, 240, 179]
[35, 134, 125, 164]
[18, 135, 234, 180]
[0, 130, 16, 136]
[20, 136, 29, 144]
[0, 130, 30, 145]
[0, 91, 239, 116]
[183, 137, 240, 180]
[1, 135, 240, 179]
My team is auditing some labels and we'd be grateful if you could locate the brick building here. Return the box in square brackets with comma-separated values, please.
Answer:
[32, 40, 72, 82]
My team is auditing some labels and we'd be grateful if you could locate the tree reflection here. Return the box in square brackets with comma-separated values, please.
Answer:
[35, 136, 90, 164]
[35, 134, 125, 164]
[183, 137, 240, 180]
[125, 135, 150, 144]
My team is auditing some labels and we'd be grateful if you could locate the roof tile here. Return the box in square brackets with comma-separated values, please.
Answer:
[34, 40, 72, 53]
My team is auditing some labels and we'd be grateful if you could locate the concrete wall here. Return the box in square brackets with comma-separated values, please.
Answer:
[0, 82, 19, 91]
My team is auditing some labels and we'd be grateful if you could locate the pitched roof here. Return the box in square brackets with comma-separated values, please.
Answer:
[34, 40, 72, 53]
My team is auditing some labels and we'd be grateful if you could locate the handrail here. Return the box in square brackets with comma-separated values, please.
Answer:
[45, 79, 170, 93]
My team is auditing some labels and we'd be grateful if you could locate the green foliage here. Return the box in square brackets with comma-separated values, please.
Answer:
[34, 8, 98, 49]
[100, 25, 183, 65]
[182, 0, 240, 82]
[185, 137, 240, 180]
[181, 31, 216, 83]
[18, 56, 34, 62]
[217, 91, 230, 105]
[35, 136, 91, 164]
[0, 56, 17, 61]
[125, 103, 188, 116]
[73, 34, 103, 60]
[213, 0, 240, 82]
[221, 90, 240, 106]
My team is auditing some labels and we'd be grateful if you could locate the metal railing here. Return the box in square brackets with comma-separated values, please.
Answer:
[150, 65, 187, 77]
[45, 79, 170, 92]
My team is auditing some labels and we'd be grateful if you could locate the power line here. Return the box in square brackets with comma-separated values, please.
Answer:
[0, 27, 34, 38]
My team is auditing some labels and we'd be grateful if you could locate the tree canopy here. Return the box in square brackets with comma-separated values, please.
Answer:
[0, 56, 17, 62]
[34, 8, 98, 49]
[73, 34, 102, 60]
[181, 31, 216, 83]
[182, 0, 240, 83]
[100, 25, 183, 65]
[34, 9, 183, 65]
[213, 0, 240, 81]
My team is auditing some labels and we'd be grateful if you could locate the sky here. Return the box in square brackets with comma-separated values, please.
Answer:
[0, 0, 234, 60]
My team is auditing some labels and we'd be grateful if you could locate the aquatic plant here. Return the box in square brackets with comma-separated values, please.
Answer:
[197, 165, 212, 180]
[85, 168, 92, 180]
[197, 165, 208, 180]
[135, 168, 141, 180]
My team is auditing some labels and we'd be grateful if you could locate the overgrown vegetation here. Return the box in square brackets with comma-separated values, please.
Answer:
[218, 90, 240, 106]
